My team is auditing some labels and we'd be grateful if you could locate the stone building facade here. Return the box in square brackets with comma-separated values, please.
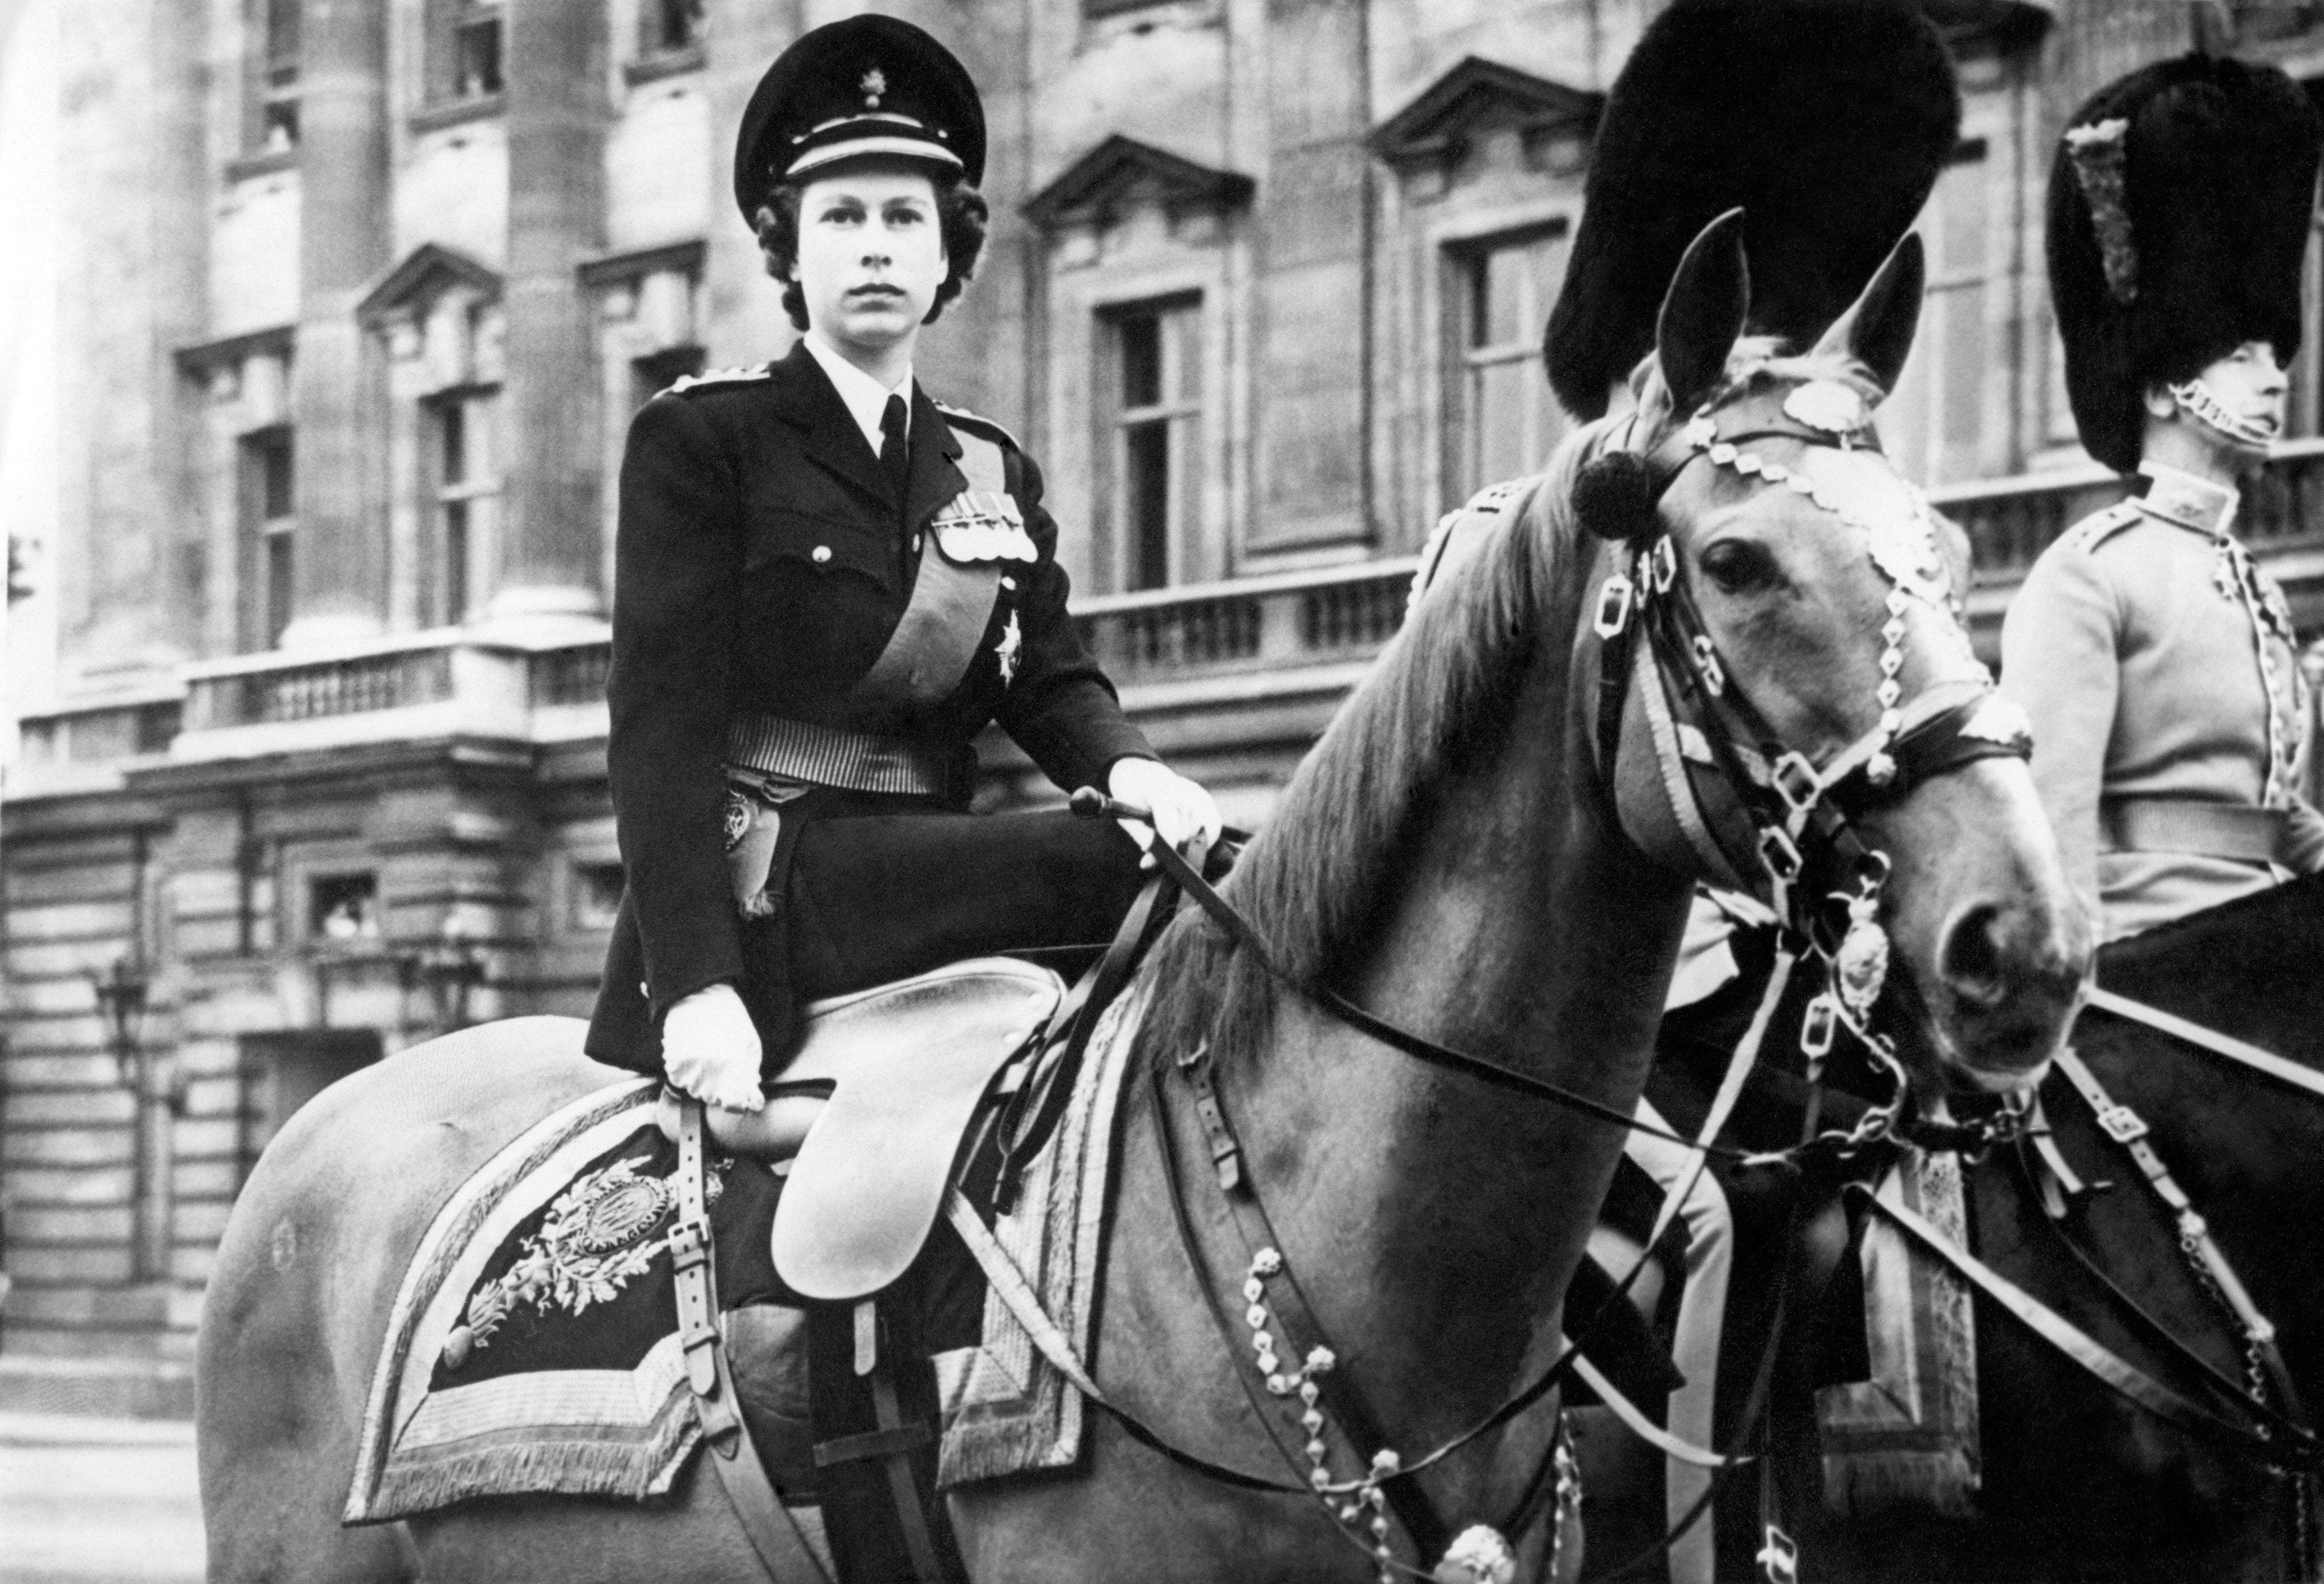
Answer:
[6, 0, 2324, 1406]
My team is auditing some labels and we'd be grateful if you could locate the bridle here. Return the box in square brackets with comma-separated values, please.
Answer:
[1584, 373, 2036, 1152]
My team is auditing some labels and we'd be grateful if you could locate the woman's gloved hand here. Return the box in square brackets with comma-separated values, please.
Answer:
[661, 981, 766, 1113]
[1107, 756, 1223, 860]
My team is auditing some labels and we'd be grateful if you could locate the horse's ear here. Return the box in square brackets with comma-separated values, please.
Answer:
[1656, 209, 1752, 416]
[1811, 232, 1925, 397]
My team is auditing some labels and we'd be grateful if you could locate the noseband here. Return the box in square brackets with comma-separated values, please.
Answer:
[1589, 378, 2035, 1136]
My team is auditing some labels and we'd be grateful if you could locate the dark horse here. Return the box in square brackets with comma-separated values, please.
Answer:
[196, 220, 2086, 1582]
[1589, 874, 2324, 1583]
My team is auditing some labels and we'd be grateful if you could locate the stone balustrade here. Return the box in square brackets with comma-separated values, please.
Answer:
[19, 442, 2324, 781]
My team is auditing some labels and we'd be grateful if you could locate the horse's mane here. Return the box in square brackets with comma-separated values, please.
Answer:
[1129, 336, 1884, 1077]
[1129, 414, 1609, 1076]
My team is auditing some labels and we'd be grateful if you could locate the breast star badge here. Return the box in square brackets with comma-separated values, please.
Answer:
[995, 609, 1022, 686]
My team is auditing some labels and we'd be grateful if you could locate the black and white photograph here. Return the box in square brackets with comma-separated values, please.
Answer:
[3, 1, 2322, 1579]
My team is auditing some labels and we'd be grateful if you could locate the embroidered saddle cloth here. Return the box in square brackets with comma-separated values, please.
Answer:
[344, 968, 1138, 1521]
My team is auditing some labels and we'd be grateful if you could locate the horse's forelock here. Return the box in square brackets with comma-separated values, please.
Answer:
[1129, 420, 1610, 1077]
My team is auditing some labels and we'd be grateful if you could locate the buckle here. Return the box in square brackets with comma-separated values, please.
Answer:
[668, 1221, 710, 1272]
[1771, 751, 1820, 814]
[1691, 634, 1725, 696]
[1800, 993, 1838, 1059]
[1593, 574, 1635, 638]
[2095, 1102, 2148, 1144]
[1758, 824, 1803, 883]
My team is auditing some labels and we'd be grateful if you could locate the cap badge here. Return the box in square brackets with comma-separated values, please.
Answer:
[1783, 380, 1871, 438]
[860, 67, 886, 108]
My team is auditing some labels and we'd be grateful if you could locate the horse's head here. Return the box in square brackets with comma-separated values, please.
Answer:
[1588, 210, 2089, 1096]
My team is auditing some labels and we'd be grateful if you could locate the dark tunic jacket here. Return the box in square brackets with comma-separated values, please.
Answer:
[584, 342, 1153, 1070]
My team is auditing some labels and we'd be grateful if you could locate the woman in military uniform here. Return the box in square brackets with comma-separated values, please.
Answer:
[585, 16, 1218, 1126]
[2003, 53, 2324, 944]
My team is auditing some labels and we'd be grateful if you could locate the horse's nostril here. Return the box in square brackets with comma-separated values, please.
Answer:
[1939, 900, 2008, 1009]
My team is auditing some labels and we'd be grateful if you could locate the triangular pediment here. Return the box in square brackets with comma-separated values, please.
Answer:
[356, 242, 503, 325]
[1025, 136, 1254, 231]
[1370, 57, 1601, 170]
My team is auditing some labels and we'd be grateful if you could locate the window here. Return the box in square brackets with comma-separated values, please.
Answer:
[310, 873, 380, 941]
[431, 389, 500, 625]
[240, 428, 295, 650]
[2289, 208, 2324, 440]
[572, 862, 625, 930]
[1884, 141, 1990, 486]
[1101, 298, 1202, 592]
[431, 0, 503, 103]
[1447, 224, 1571, 504]
[641, 0, 706, 57]
[248, 0, 301, 150]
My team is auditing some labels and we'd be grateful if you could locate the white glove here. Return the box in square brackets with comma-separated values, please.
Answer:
[661, 982, 765, 1113]
[1107, 757, 1223, 859]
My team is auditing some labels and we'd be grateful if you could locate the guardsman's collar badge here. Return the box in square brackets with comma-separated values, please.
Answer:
[2135, 461, 2238, 538]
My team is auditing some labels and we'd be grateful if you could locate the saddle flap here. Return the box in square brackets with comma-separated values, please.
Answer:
[773, 958, 1063, 1301]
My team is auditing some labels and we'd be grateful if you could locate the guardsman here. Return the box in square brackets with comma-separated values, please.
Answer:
[2005, 53, 2324, 945]
[585, 16, 1219, 1126]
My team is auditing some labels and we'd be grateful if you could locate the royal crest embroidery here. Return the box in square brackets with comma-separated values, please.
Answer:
[440, 1152, 729, 1371]
[995, 609, 1022, 686]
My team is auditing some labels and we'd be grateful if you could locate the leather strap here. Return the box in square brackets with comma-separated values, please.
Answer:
[1853, 1183, 2299, 1458]
[2084, 987, 2324, 1104]
[853, 1298, 948, 1582]
[670, 1101, 834, 1583]
[2101, 797, 2291, 866]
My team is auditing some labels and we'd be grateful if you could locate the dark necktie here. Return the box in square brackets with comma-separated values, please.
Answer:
[879, 393, 911, 512]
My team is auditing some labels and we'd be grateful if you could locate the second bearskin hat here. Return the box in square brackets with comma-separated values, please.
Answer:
[2048, 53, 2322, 475]
[1543, 0, 1959, 420]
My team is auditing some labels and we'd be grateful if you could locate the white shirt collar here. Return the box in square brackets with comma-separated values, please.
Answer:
[802, 332, 911, 457]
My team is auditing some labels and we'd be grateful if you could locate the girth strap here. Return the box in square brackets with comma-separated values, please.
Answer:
[670, 1100, 835, 1583]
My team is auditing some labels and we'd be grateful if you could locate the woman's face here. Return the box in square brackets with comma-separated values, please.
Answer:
[787, 167, 948, 355]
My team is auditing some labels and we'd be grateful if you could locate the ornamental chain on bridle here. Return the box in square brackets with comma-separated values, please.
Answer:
[1593, 375, 2036, 1152]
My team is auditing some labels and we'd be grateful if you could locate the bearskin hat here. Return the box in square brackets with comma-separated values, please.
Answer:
[1543, 0, 1959, 420]
[2048, 54, 2322, 475]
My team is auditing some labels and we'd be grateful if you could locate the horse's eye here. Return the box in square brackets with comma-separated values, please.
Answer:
[1699, 539, 1780, 595]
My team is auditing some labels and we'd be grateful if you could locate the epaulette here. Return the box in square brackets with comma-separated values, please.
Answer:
[934, 400, 1020, 451]
[2068, 498, 2145, 554]
[661, 364, 773, 398]
[1409, 475, 1539, 611]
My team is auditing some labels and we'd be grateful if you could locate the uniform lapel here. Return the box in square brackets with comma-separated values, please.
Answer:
[904, 385, 969, 534]
[766, 342, 892, 507]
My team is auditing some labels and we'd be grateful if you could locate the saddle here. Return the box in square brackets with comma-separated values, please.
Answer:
[766, 957, 1063, 1300]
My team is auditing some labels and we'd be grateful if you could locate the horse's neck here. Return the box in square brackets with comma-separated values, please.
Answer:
[1220, 639, 1694, 1444]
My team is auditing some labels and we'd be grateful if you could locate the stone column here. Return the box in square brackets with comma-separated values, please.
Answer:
[281, 0, 392, 651]
[55, 0, 209, 690]
[1247, 0, 1374, 551]
[701, 0, 805, 369]
[487, 0, 609, 637]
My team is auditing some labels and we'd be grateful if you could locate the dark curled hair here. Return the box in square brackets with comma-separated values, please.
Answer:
[753, 166, 989, 332]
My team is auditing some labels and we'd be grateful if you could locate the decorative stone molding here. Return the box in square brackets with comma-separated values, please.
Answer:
[1024, 135, 1254, 233]
[1368, 57, 1601, 189]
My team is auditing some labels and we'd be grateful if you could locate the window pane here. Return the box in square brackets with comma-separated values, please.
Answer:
[1119, 315, 1161, 410]
[1530, 231, 1571, 323]
[1941, 282, 1986, 454]
[1124, 422, 1170, 591]
[1477, 248, 1529, 349]
[650, 0, 705, 52]
[1939, 155, 1986, 279]
[262, 435, 293, 520]
[441, 403, 466, 485]
[265, 0, 301, 69]
[1473, 359, 1535, 484]
[266, 533, 293, 646]
[456, 18, 503, 96]
[445, 501, 470, 622]
[1166, 304, 1201, 405]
